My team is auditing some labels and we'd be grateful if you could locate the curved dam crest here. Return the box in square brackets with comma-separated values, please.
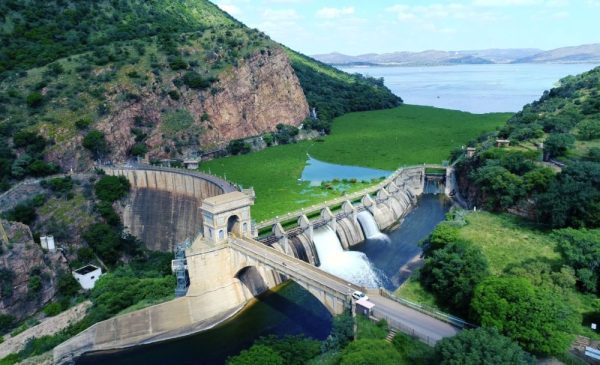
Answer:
[55, 164, 458, 364]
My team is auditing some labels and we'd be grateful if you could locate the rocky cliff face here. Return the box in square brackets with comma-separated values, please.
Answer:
[0, 221, 68, 320]
[47, 48, 309, 170]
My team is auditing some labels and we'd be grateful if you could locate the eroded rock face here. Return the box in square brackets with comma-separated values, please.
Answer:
[0, 221, 68, 320]
[49, 47, 308, 171]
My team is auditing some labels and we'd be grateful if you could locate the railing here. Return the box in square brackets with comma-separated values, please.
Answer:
[369, 314, 438, 346]
[379, 289, 475, 329]
[255, 164, 436, 230]
[105, 163, 239, 193]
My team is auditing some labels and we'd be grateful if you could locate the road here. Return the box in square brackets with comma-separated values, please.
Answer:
[231, 237, 461, 343]
[369, 295, 459, 343]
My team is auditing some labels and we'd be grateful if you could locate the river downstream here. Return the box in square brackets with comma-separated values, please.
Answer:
[77, 193, 449, 365]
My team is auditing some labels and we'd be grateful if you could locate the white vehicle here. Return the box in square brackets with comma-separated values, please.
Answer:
[351, 290, 368, 301]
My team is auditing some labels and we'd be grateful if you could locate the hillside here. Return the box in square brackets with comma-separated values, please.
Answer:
[313, 44, 600, 66]
[0, 0, 400, 192]
[456, 66, 600, 228]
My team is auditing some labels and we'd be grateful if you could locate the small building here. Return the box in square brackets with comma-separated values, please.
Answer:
[40, 235, 56, 252]
[72, 264, 102, 290]
[183, 159, 200, 170]
[496, 139, 511, 148]
[466, 147, 476, 158]
[355, 298, 375, 316]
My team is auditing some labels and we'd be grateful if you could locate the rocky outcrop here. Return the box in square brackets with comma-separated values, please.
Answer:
[0, 221, 68, 320]
[49, 47, 309, 171]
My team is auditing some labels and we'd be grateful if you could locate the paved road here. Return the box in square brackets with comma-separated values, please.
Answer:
[231, 237, 461, 343]
[369, 295, 459, 343]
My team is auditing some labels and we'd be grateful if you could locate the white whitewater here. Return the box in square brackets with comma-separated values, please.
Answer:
[312, 226, 381, 288]
[357, 211, 389, 241]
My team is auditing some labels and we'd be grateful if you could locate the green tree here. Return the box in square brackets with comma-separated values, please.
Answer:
[424, 222, 459, 253]
[94, 175, 130, 202]
[420, 242, 489, 316]
[0, 314, 15, 334]
[83, 130, 109, 159]
[471, 277, 577, 355]
[553, 228, 600, 292]
[322, 312, 354, 351]
[255, 335, 321, 365]
[227, 344, 284, 365]
[544, 133, 575, 159]
[577, 119, 600, 140]
[434, 327, 534, 365]
[83, 224, 122, 265]
[339, 339, 402, 365]
[471, 164, 524, 210]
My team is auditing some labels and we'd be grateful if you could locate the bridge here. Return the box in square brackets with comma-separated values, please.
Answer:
[228, 236, 462, 343]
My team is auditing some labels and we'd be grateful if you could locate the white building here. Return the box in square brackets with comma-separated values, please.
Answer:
[72, 265, 102, 290]
[40, 236, 56, 252]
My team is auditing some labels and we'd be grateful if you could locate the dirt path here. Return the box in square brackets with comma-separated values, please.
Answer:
[0, 301, 91, 359]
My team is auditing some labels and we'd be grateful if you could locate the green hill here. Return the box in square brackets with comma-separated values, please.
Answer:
[0, 0, 400, 192]
[457, 66, 600, 228]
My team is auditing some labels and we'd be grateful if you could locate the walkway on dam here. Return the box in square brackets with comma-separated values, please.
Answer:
[231, 237, 461, 344]
[256, 164, 446, 230]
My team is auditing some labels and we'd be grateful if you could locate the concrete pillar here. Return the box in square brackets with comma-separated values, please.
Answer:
[298, 215, 313, 242]
[342, 200, 357, 221]
[273, 223, 292, 256]
[321, 207, 337, 232]
[377, 188, 390, 202]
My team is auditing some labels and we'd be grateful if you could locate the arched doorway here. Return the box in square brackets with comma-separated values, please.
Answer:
[227, 215, 241, 236]
[235, 266, 268, 297]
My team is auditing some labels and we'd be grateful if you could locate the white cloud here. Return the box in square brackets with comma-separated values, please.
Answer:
[216, 3, 242, 16]
[316, 6, 355, 19]
[473, 0, 568, 6]
[387, 3, 496, 22]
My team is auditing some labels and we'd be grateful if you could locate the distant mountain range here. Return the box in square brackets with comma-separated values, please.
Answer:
[312, 44, 600, 67]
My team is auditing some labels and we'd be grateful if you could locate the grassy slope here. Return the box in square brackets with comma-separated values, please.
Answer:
[311, 106, 510, 170]
[201, 105, 509, 221]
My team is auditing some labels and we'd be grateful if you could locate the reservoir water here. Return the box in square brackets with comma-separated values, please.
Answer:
[339, 63, 599, 113]
[301, 155, 390, 186]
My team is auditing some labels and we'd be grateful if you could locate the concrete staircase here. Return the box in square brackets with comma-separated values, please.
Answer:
[385, 328, 398, 343]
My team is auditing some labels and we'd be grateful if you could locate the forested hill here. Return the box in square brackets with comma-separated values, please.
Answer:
[0, 0, 400, 192]
[457, 66, 600, 228]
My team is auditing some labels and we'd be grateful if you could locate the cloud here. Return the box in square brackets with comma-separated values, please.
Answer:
[316, 6, 355, 19]
[473, 0, 568, 6]
[216, 3, 242, 16]
[387, 3, 496, 22]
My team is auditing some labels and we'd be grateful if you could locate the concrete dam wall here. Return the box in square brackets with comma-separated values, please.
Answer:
[106, 167, 237, 251]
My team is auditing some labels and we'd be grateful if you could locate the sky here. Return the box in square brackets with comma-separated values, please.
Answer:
[212, 0, 600, 55]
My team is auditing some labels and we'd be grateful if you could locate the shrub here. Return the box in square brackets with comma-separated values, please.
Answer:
[0, 314, 15, 334]
[228, 139, 251, 155]
[340, 339, 402, 365]
[83, 224, 122, 266]
[75, 118, 92, 130]
[82, 130, 109, 158]
[168, 90, 180, 101]
[130, 143, 148, 157]
[182, 71, 214, 90]
[94, 175, 130, 202]
[43, 302, 63, 317]
[5, 202, 37, 225]
[26, 92, 43, 108]
[227, 344, 284, 365]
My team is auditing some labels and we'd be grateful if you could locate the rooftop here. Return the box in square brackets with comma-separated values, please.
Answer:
[356, 298, 375, 309]
[74, 264, 100, 275]
[203, 191, 250, 207]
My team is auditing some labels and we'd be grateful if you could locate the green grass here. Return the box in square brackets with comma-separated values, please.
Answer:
[201, 105, 509, 221]
[310, 105, 510, 170]
[458, 212, 559, 275]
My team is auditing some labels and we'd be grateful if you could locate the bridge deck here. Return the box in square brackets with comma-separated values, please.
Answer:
[232, 237, 461, 344]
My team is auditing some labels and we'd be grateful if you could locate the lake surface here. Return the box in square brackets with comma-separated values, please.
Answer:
[339, 63, 599, 113]
[301, 156, 391, 186]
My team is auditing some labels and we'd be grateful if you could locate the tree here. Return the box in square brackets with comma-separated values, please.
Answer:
[83, 130, 109, 159]
[182, 71, 214, 90]
[420, 242, 489, 316]
[470, 164, 525, 210]
[130, 143, 148, 157]
[434, 327, 534, 365]
[83, 224, 122, 265]
[322, 312, 354, 352]
[553, 228, 600, 292]
[94, 175, 130, 202]
[228, 139, 251, 155]
[339, 339, 402, 365]
[544, 133, 575, 159]
[227, 345, 284, 365]
[577, 119, 600, 140]
[255, 335, 321, 365]
[424, 222, 459, 253]
[471, 277, 577, 355]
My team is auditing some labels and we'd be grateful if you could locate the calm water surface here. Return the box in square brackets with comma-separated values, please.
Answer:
[339, 63, 599, 113]
[301, 156, 391, 186]
[77, 282, 332, 365]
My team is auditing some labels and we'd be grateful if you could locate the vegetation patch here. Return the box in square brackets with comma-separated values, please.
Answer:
[161, 109, 194, 133]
